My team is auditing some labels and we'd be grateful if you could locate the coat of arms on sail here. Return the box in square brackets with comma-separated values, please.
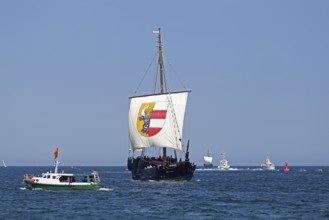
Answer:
[137, 101, 168, 137]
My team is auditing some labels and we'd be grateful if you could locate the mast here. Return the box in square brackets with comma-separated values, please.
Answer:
[156, 28, 167, 158]
[54, 147, 59, 173]
[157, 28, 165, 94]
[54, 159, 59, 174]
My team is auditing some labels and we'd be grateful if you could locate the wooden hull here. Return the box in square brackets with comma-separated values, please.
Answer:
[203, 163, 213, 168]
[127, 156, 196, 181]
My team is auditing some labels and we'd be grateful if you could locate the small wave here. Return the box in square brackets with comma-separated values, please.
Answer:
[252, 168, 265, 171]
[198, 167, 281, 172]
[316, 169, 323, 172]
[298, 169, 307, 172]
[99, 170, 130, 174]
[99, 187, 113, 191]
[218, 167, 246, 171]
[196, 168, 217, 171]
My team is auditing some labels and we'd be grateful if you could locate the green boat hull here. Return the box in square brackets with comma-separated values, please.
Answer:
[26, 182, 102, 190]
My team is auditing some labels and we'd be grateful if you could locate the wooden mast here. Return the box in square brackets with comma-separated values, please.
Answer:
[158, 28, 165, 95]
[157, 28, 167, 158]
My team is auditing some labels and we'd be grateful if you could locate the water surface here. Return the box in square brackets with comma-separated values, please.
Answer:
[1, 166, 329, 219]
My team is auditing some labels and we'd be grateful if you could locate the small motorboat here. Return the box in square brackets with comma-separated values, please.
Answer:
[261, 156, 275, 170]
[218, 152, 230, 170]
[23, 147, 103, 190]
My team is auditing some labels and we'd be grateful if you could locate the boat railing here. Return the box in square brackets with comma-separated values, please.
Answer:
[23, 174, 31, 181]
[91, 171, 100, 183]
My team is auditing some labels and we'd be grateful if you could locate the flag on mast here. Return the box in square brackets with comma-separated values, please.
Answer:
[153, 30, 160, 34]
[54, 147, 59, 159]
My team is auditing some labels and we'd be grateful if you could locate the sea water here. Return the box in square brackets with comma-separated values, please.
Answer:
[1, 166, 329, 219]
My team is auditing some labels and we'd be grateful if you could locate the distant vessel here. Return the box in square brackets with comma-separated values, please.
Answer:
[218, 152, 230, 170]
[284, 162, 290, 172]
[261, 157, 275, 170]
[23, 147, 103, 190]
[126, 28, 196, 181]
[2, 160, 6, 168]
[203, 149, 213, 168]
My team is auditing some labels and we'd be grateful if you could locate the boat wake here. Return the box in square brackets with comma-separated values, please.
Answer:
[298, 169, 307, 172]
[20, 186, 43, 191]
[251, 168, 264, 171]
[225, 168, 240, 171]
[99, 187, 113, 191]
[197, 167, 266, 172]
[197, 168, 215, 171]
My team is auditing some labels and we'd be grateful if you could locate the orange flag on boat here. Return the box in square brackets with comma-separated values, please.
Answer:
[54, 147, 59, 159]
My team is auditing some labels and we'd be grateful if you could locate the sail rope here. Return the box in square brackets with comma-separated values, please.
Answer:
[153, 58, 169, 94]
[163, 64, 168, 92]
[166, 93, 183, 154]
[167, 60, 188, 91]
[59, 162, 84, 171]
[134, 52, 158, 94]
[153, 61, 159, 93]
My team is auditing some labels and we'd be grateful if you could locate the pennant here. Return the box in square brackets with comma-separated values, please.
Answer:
[54, 147, 59, 160]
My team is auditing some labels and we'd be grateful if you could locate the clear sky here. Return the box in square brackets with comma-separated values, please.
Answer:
[1, 1, 328, 166]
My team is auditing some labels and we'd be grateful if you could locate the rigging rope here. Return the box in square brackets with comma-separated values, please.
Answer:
[59, 162, 83, 171]
[153, 62, 159, 93]
[134, 52, 158, 94]
[166, 93, 183, 153]
[167, 60, 188, 91]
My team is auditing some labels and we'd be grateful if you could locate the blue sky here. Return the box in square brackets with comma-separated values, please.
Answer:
[1, 1, 328, 166]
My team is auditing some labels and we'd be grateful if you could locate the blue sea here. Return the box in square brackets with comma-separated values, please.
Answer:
[1, 166, 329, 219]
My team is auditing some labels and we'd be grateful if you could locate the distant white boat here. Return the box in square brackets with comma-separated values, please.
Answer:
[203, 149, 213, 168]
[218, 152, 230, 170]
[3, 160, 7, 168]
[261, 157, 275, 170]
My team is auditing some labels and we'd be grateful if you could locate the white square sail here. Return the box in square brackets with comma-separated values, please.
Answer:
[128, 91, 189, 151]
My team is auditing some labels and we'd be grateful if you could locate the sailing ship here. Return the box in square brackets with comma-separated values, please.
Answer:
[23, 147, 103, 190]
[203, 149, 213, 168]
[127, 28, 196, 181]
[218, 152, 230, 170]
[261, 156, 275, 170]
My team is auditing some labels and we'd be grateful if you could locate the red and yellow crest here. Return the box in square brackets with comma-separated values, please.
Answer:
[137, 102, 168, 137]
